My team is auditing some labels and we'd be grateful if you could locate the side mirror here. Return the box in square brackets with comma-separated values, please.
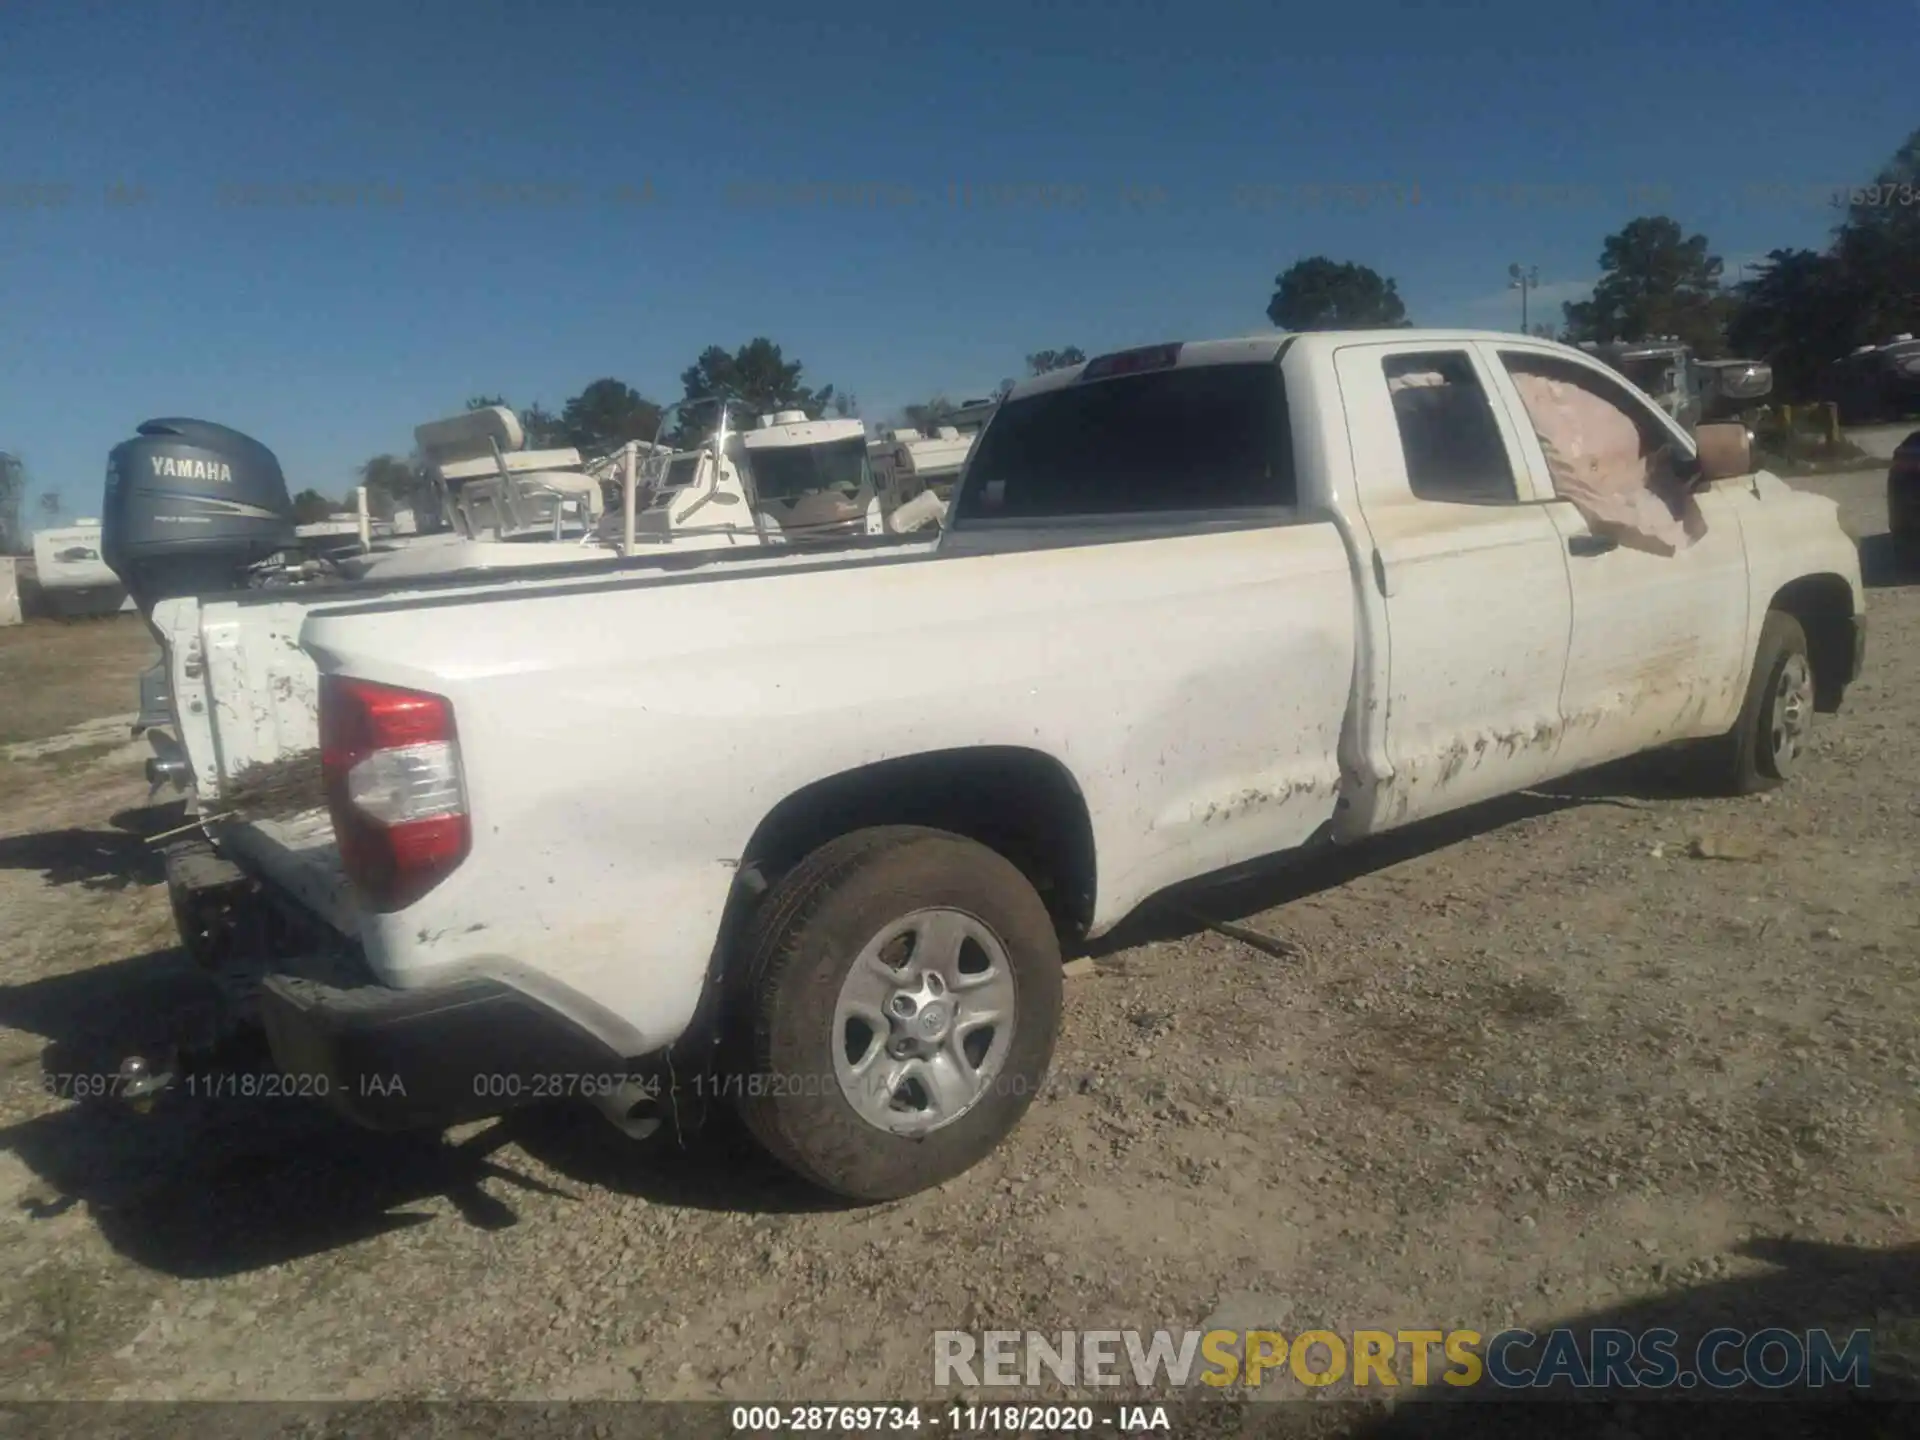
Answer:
[1692, 421, 1752, 484]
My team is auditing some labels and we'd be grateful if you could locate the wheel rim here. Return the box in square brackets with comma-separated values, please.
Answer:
[832, 907, 1017, 1136]
[1767, 653, 1813, 772]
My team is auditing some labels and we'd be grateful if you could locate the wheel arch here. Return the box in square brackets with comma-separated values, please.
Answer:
[738, 746, 1099, 940]
[1768, 573, 1856, 712]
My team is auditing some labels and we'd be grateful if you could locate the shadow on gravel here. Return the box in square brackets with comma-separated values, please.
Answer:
[0, 798, 184, 891]
[1539, 750, 1714, 804]
[2, 1090, 845, 1278]
[0, 946, 203, 1058]
[1860, 532, 1920, 591]
[0, 942, 846, 1278]
[0, 1090, 590, 1276]
[1335, 1236, 1918, 1439]
[501, 1102, 856, 1217]
[0, 826, 167, 890]
[1095, 786, 1646, 955]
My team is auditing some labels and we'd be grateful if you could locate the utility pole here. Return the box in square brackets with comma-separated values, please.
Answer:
[1508, 263, 1540, 333]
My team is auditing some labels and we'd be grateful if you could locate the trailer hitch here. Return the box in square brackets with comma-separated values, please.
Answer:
[114, 1052, 179, 1112]
[113, 1010, 264, 1115]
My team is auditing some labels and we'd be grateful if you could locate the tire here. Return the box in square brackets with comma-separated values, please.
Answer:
[1697, 611, 1814, 796]
[732, 826, 1062, 1202]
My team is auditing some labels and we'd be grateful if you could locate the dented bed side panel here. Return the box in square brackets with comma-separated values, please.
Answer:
[300, 523, 1361, 1052]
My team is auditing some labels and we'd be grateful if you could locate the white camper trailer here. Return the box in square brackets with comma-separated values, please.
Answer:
[30, 520, 135, 617]
[868, 425, 974, 510]
[865, 394, 994, 523]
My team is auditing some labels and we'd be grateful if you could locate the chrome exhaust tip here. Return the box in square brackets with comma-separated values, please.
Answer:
[590, 1078, 664, 1141]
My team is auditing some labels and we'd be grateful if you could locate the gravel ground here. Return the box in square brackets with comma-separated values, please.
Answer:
[0, 469, 1914, 1430]
[1845, 425, 1915, 463]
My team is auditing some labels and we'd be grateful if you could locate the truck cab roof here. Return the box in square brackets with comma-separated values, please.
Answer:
[1002, 330, 1603, 403]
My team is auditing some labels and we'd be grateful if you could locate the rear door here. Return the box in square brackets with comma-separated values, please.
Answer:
[1333, 341, 1575, 832]
[1482, 343, 1752, 767]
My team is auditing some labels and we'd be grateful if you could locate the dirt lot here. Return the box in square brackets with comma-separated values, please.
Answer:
[0, 476, 1914, 1430]
[0, 614, 156, 748]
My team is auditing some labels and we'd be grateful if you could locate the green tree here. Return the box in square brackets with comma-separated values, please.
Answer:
[901, 396, 955, 432]
[1560, 216, 1730, 356]
[522, 404, 569, 448]
[356, 453, 420, 522]
[1266, 257, 1410, 330]
[1721, 127, 1920, 401]
[556, 379, 663, 456]
[1726, 247, 1858, 399]
[291, 489, 341, 525]
[678, 339, 836, 431]
[1830, 125, 1920, 344]
[37, 491, 62, 525]
[1026, 346, 1086, 375]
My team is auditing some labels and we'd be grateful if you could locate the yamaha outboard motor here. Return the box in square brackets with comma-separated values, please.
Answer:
[102, 417, 296, 614]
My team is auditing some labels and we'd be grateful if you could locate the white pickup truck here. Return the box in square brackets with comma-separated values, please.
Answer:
[136, 330, 1865, 1202]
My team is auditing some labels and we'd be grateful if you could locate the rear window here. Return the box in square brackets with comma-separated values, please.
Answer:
[953, 362, 1293, 520]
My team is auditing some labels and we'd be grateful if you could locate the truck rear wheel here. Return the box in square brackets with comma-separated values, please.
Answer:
[1697, 610, 1813, 796]
[733, 826, 1062, 1202]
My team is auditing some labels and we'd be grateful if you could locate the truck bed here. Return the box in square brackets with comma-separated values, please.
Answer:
[157, 532, 944, 819]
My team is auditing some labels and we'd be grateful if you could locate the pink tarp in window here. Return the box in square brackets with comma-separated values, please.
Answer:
[1509, 372, 1706, 556]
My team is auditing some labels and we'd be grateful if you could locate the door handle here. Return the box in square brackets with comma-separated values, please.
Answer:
[1568, 533, 1618, 557]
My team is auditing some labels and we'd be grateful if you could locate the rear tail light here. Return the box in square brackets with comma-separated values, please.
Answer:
[320, 675, 470, 911]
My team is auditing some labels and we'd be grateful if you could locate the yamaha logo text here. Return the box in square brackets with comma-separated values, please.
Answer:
[149, 454, 234, 483]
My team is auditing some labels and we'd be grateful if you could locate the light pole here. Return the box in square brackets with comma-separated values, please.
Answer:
[1509, 263, 1540, 333]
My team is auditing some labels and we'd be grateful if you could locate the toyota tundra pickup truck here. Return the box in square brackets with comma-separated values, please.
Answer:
[120, 331, 1866, 1202]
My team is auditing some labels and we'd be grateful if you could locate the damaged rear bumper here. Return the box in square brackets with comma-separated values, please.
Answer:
[257, 971, 636, 1131]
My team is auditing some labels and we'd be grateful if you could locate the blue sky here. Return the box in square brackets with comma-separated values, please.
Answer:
[2, 0, 1914, 520]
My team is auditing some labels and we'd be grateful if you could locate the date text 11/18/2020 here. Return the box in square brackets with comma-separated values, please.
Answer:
[24, 1071, 407, 1102]
[728, 1404, 1172, 1434]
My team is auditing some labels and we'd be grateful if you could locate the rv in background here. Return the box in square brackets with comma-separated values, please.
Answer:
[868, 394, 1000, 507]
[30, 519, 135, 617]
